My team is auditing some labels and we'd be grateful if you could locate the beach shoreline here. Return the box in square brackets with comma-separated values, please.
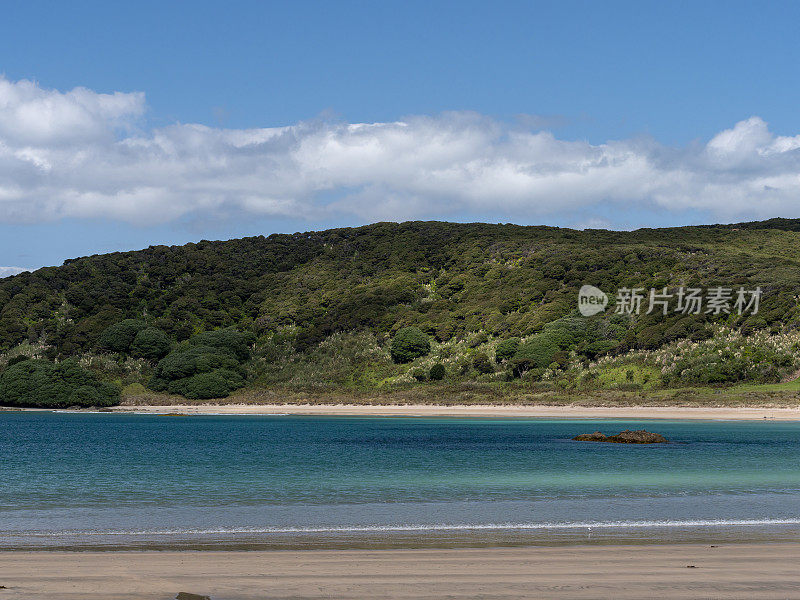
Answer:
[104, 402, 800, 420]
[1, 543, 799, 599]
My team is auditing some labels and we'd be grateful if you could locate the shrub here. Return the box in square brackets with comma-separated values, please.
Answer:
[650, 328, 799, 385]
[468, 332, 489, 348]
[511, 336, 558, 376]
[667, 348, 793, 385]
[6, 355, 30, 367]
[429, 363, 446, 380]
[0, 359, 120, 408]
[189, 328, 251, 361]
[131, 327, 171, 360]
[583, 339, 617, 358]
[473, 352, 494, 374]
[520, 366, 546, 381]
[637, 324, 667, 350]
[390, 327, 431, 363]
[148, 331, 250, 399]
[99, 319, 147, 353]
[176, 372, 235, 399]
[148, 376, 169, 392]
[495, 337, 520, 363]
[215, 368, 244, 387]
[541, 318, 589, 349]
[273, 331, 394, 390]
[741, 316, 768, 336]
[662, 317, 694, 343]
[154, 345, 239, 381]
[690, 327, 714, 341]
[552, 350, 569, 368]
[411, 368, 427, 382]
[69, 385, 101, 406]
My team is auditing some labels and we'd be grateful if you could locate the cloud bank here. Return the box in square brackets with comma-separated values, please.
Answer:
[2, 76, 800, 227]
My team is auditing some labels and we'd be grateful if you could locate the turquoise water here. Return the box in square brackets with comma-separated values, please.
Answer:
[2, 412, 800, 549]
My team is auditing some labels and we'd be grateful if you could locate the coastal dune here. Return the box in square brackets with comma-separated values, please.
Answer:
[1, 543, 799, 599]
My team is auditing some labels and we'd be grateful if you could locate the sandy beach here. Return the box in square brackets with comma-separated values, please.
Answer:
[110, 402, 800, 420]
[1, 543, 798, 599]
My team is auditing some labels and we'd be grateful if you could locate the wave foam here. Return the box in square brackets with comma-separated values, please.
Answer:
[17, 518, 800, 537]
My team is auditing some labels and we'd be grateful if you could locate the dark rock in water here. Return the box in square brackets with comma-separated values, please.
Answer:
[608, 429, 668, 443]
[176, 593, 211, 600]
[573, 429, 667, 444]
[572, 431, 607, 441]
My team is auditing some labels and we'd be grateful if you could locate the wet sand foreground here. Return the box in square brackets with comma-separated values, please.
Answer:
[1, 543, 799, 599]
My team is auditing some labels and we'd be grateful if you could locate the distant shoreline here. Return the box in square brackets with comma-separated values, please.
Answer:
[102, 403, 800, 420]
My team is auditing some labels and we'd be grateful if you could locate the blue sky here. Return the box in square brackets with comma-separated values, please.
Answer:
[2, 0, 800, 271]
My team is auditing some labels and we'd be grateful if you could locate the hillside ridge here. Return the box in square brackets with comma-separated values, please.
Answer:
[2, 218, 800, 406]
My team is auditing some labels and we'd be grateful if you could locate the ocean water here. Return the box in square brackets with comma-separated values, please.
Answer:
[1, 411, 800, 549]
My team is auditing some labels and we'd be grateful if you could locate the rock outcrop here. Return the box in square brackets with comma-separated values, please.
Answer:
[572, 429, 667, 444]
[572, 431, 608, 441]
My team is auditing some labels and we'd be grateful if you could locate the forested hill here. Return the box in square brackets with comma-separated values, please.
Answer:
[3, 218, 800, 358]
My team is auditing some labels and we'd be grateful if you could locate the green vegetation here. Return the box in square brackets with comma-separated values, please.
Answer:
[653, 329, 798, 386]
[390, 327, 431, 363]
[472, 352, 494, 374]
[512, 336, 559, 376]
[99, 319, 147, 353]
[591, 364, 662, 390]
[0, 358, 120, 408]
[429, 363, 446, 381]
[131, 327, 171, 360]
[2, 219, 800, 404]
[148, 328, 249, 399]
[495, 337, 520, 363]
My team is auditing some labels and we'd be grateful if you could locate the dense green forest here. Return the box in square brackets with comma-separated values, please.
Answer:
[2, 219, 800, 406]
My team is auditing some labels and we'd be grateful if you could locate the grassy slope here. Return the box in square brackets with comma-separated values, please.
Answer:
[120, 382, 800, 408]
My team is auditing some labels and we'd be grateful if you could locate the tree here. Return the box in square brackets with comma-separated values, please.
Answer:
[99, 319, 147, 353]
[69, 385, 101, 405]
[510, 336, 558, 377]
[189, 327, 251, 361]
[389, 326, 431, 363]
[473, 352, 494, 374]
[172, 372, 233, 399]
[494, 337, 520, 363]
[151, 345, 239, 381]
[131, 327, 171, 360]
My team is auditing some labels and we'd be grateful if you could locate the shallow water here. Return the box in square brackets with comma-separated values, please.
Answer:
[2, 412, 800, 549]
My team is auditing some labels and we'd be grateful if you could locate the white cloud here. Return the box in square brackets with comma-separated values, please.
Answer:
[0, 266, 29, 278]
[0, 77, 144, 146]
[1, 76, 800, 227]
